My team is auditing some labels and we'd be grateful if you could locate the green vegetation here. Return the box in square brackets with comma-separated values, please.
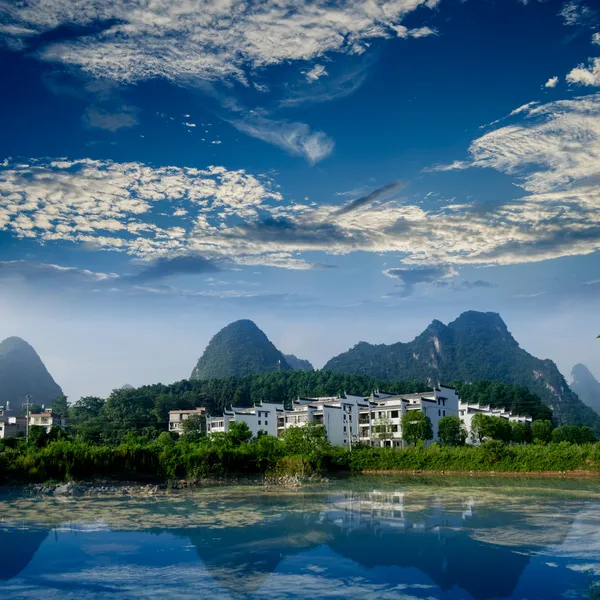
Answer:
[401, 411, 433, 446]
[190, 319, 293, 380]
[453, 380, 552, 421]
[323, 311, 600, 432]
[438, 416, 467, 446]
[2, 429, 600, 484]
[65, 371, 429, 443]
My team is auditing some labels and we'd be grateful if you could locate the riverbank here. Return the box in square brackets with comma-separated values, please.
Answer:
[1, 438, 599, 485]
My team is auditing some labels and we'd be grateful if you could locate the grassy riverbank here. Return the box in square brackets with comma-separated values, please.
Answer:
[1, 437, 600, 484]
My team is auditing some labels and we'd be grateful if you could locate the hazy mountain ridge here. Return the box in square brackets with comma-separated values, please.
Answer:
[570, 364, 600, 416]
[324, 311, 600, 431]
[0, 337, 63, 413]
[284, 354, 314, 371]
[190, 320, 292, 380]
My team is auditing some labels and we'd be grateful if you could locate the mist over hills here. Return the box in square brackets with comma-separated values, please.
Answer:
[0, 337, 63, 413]
[570, 364, 600, 416]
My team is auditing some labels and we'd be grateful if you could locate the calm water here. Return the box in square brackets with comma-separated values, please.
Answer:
[1, 476, 600, 600]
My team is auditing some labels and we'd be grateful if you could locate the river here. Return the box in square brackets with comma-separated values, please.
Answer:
[1, 476, 599, 599]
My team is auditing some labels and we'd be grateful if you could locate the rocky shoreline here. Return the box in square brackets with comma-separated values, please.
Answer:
[23, 474, 329, 497]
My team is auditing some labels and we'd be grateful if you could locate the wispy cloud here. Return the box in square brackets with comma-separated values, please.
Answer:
[305, 64, 328, 83]
[544, 76, 559, 88]
[83, 104, 139, 131]
[559, 0, 596, 27]
[228, 116, 335, 164]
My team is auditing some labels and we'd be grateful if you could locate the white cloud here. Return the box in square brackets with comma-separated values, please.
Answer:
[594, 32, 600, 45]
[305, 64, 328, 83]
[3, 92, 600, 273]
[1, 0, 438, 85]
[184, 122, 196, 128]
[544, 76, 559, 88]
[560, 1, 594, 26]
[228, 116, 334, 164]
[567, 58, 600, 86]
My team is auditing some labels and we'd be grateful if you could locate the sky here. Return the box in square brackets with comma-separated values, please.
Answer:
[0, 0, 599, 401]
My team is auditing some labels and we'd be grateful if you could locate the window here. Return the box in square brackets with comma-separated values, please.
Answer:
[438, 410, 441, 416]
[258, 420, 261, 425]
[265, 420, 268, 426]
[443, 411, 445, 417]
[391, 410, 398, 418]
[391, 425, 398, 432]
[343, 425, 347, 432]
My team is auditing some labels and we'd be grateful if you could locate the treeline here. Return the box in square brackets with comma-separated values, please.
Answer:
[61, 371, 552, 444]
[1, 422, 599, 484]
[452, 380, 552, 421]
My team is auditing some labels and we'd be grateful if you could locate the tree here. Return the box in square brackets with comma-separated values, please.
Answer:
[470, 413, 490, 444]
[510, 421, 528, 444]
[181, 413, 205, 437]
[281, 422, 331, 459]
[157, 431, 175, 446]
[70, 396, 105, 424]
[227, 421, 253, 446]
[51, 395, 69, 417]
[531, 419, 554, 444]
[438, 416, 467, 446]
[552, 425, 598, 444]
[372, 415, 393, 442]
[401, 411, 433, 446]
[488, 416, 512, 443]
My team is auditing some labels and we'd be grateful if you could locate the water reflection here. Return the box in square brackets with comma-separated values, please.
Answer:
[0, 477, 599, 599]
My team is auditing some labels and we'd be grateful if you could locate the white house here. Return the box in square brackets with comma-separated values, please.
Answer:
[458, 402, 532, 444]
[0, 415, 27, 439]
[168, 407, 206, 434]
[29, 408, 67, 433]
[203, 384, 533, 448]
[206, 403, 284, 437]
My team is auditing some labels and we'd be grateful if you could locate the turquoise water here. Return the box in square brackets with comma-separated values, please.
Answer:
[1, 476, 600, 599]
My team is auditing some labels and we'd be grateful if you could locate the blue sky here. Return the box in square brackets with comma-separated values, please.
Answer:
[0, 0, 599, 400]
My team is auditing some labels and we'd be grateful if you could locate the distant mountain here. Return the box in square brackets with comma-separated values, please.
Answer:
[0, 337, 63, 414]
[284, 354, 314, 371]
[570, 364, 600, 416]
[191, 320, 292, 380]
[324, 311, 600, 432]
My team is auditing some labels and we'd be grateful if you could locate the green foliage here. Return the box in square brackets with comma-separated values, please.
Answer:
[181, 413, 205, 437]
[532, 420, 554, 444]
[345, 442, 600, 473]
[66, 370, 428, 443]
[401, 411, 433, 446]
[470, 414, 512, 443]
[227, 421, 253, 446]
[552, 425, 598, 444]
[438, 416, 467, 446]
[510, 421, 531, 444]
[51, 395, 69, 417]
[453, 380, 552, 421]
